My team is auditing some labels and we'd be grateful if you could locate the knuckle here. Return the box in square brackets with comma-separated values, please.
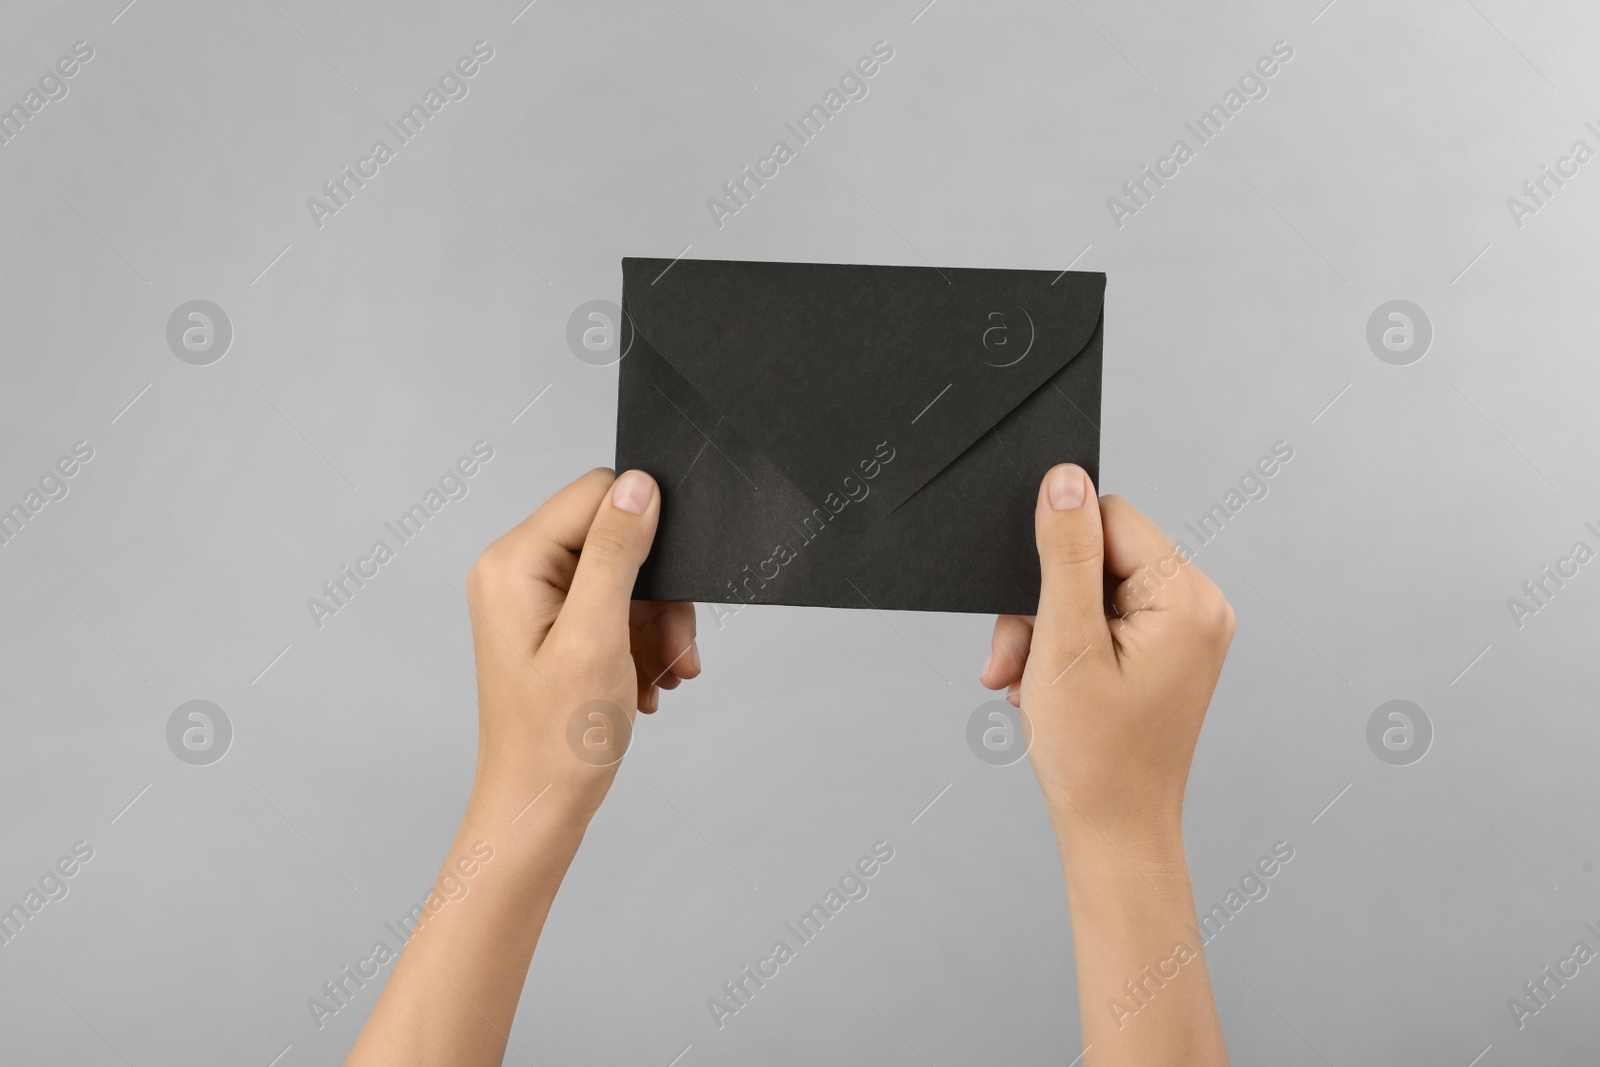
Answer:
[1044, 526, 1102, 568]
[466, 542, 514, 603]
[1192, 581, 1235, 638]
[1212, 597, 1236, 639]
[1044, 625, 1107, 671]
[582, 525, 636, 564]
[1100, 493, 1156, 539]
[1119, 566, 1165, 610]
[676, 604, 700, 641]
[546, 633, 612, 675]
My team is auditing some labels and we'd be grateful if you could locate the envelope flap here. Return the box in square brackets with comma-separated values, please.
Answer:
[622, 257, 1105, 522]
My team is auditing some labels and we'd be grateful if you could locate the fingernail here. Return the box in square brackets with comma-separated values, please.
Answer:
[613, 470, 653, 514]
[981, 651, 993, 681]
[1006, 690, 1021, 708]
[687, 640, 702, 674]
[1048, 465, 1086, 510]
[643, 685, 658, 713]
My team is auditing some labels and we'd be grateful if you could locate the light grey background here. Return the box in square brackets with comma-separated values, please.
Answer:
[2, 0, 1597, 1064]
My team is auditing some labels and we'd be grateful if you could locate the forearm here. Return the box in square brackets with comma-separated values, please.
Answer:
[1056, 820, 1228, 1066]
[346, 786, 591, 1067]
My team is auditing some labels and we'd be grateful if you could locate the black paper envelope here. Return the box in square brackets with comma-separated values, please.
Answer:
[616, 257, 1103, 616]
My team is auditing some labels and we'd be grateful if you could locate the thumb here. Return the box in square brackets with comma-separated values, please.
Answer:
[553, 469, 660, 648]
[1033, 464, 1111, 664]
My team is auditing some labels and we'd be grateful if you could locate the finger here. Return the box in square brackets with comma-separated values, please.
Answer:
[629, 612, 670, 694]
[1100, 495, 1194, 617]
[488, 467, 616, 578]
[653, 602, 700, 682]
[981, 614, 1034, 689]
[630, 601, 698, 688]
[550, 470, 660, 649]
[638, 683, 659, 714]
[1033, 464, 1112, 656]
[1100, 495, 1184, 582]
[467, 469, 618, 648]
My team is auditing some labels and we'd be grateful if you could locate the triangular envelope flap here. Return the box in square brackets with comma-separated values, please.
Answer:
[623, 257, 1104, 522]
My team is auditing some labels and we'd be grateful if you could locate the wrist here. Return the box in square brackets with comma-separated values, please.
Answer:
[433, 785, 586, 908]
[468, 764, 603, 828]
[1054, 815, 1189, 894]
